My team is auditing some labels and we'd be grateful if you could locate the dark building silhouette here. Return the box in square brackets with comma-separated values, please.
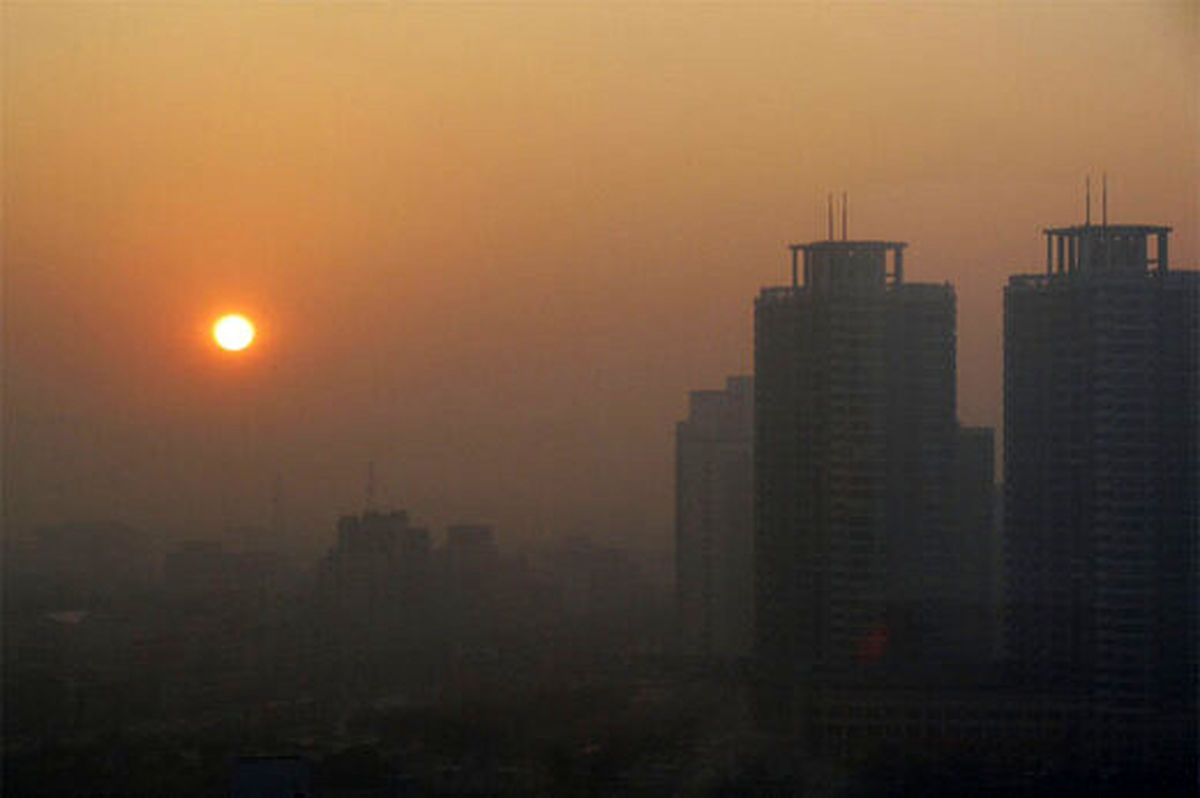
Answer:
[1003, 222, 1198, 764]
[320, 510, 432, 611]
[315, 509, 433, 690]
[754, 235, 991, 677]
[675, 375, 754, 659]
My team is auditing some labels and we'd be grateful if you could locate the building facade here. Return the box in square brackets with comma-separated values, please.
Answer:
[1003, 222, 1198, 765]
[754, 239, 973, 676]
[675, 375, 754, 659]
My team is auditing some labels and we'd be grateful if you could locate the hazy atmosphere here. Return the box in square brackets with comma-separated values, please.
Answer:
[5, 3, 1196, 551]
[5, 3, 1198, 795]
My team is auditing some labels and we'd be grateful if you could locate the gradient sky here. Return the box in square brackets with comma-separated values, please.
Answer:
[4, 2, 1196, 555]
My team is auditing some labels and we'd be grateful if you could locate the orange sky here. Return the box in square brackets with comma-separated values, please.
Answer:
[4, 2, 1196, 554]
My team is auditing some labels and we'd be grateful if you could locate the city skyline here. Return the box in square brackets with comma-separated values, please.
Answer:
[4, 4, 1196, 791]
[5, 3, 1196, 554]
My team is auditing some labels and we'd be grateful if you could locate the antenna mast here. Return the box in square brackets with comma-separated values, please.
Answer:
[1085, 175, 1091, 226]
[841, 192, 848, 241]
[1102, 172, 1108, 227]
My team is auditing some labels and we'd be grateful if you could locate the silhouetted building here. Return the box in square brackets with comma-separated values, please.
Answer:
[754, 236, 982, 677]
[318, 510, 433, 619]
[675, 375, 754, 659]
[316, 509, 433, 689]
[323, 510, 432, 604]
[1003, 221, 1197, 766]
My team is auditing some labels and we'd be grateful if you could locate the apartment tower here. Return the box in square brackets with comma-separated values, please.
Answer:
[1004, 220, 1198, 764]
[754, 235, 965, 677]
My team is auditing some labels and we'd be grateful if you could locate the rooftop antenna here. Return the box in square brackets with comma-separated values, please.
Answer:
[1085, 175, 1091, 227]
[366, 460, 377, 512]
[827, 193, 834, 240]
[1102, 172, 1108, 227]
[841, 191, 848, 241]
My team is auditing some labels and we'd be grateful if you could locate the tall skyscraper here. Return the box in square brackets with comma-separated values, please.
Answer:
[1004, 221, 1198, 762]
[754, 237, 965, 675]
[676, 375, 754, 659]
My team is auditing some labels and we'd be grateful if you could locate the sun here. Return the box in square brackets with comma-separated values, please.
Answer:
[213, 314, 256, 352]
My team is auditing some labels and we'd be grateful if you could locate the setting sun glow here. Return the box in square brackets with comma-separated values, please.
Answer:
[213, 314, 256, 352]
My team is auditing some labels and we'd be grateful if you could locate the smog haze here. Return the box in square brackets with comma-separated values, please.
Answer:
[5, 2, 1196, 553]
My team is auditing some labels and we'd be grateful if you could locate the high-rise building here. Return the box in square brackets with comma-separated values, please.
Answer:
[315, 509, 434, 691]
[317, 509, 432, 637]
[754, 238, 966, 675]
[675, 375, 754, 659]
[1003, 222, 1198, 762]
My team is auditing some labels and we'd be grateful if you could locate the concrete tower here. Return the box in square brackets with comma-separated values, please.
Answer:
[754, 236, 964, 677]
[1004, 221, 1198, 764]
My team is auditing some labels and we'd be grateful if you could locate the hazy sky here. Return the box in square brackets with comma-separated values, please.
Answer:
[4, 2, 1196, 554]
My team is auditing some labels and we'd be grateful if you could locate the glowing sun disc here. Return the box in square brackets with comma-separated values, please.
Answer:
[213, 314, 256, 352]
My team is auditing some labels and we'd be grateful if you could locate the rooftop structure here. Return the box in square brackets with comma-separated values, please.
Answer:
[1041, 223, 1172, 276]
